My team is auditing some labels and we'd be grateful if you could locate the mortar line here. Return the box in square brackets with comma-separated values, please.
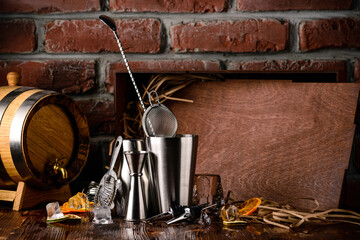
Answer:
[0, 11, 359, 21]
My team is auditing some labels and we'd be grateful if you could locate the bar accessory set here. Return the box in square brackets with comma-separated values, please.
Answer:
[92, 15, 200, 224]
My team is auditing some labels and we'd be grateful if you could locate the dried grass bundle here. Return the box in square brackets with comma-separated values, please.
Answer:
[122, 73, 222, 138]
[240, 198, 360, 229]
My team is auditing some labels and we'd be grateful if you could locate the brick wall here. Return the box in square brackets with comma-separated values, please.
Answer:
[1, 0, 360, 136]
[1, 0, 360, 196]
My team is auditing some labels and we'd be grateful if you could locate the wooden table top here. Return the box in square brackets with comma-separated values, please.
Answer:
[1, 204, 359, 240]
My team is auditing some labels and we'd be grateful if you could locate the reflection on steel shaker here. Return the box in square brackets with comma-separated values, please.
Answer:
[116, 135, 198, 219]
[146, 135, 198, 214]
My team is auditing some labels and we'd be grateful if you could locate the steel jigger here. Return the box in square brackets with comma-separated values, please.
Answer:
[124, 150, 148, 221]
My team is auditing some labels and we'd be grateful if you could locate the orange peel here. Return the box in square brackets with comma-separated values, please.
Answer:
[221, 198, 261, 222]
[238, 197, 261, 216]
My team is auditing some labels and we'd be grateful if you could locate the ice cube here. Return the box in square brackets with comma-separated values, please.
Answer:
[92, 205, 113, 224]
[46, 202, 64, 219]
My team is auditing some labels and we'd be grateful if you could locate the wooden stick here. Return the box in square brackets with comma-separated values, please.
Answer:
[0, 189, 16, 202]
[163, 96, 194, 103]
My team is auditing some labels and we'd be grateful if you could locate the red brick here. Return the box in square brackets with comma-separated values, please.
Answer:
[76, 100, 115, 136]
[107, 60, 221, 93]
[299, 18, 360, 52]
[171, 20, 289, 53]
[237, 0, 351, 11]
[355, 60, 360, 82]
[229, 60, 347, 82]
[0, 0, 100, 13]
[0, 60, 96, 93]
[45, 19, 161, 53]
[0, 19, 36, 53]
[110, 0, 227, 13]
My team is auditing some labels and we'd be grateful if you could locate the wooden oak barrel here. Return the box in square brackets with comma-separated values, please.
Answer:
[0, 86, 90, 190]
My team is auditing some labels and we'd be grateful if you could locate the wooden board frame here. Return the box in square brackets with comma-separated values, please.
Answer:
[114, 70, 357, 210]
[115, 70, 342, 136]
[0, 182, 71, 211]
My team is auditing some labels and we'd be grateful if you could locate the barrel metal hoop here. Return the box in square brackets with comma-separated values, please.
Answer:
[0, 87, 33, 187]
[0, 87, 33, 122]
[10, 90, 56, 184]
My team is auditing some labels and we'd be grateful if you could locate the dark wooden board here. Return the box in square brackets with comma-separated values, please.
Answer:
[167, 80, 359, 209]
[0, 208, 359, 239]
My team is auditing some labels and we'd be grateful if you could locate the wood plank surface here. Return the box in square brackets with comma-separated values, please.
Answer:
[167, 80, 359, 209]
[0, 207, 359, 239]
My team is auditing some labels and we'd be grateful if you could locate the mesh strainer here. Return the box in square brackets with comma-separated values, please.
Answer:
[142, 90, 178, 137]
[94, 136, 122, 208]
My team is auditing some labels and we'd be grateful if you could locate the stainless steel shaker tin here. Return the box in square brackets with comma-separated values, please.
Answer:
[146, 134, 198, 214]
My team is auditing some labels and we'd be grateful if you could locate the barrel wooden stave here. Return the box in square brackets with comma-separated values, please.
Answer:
[0, 86, 89, 190]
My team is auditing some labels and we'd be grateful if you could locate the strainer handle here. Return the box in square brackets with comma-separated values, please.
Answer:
[148, 90, 161, 107]
[109, 136, 123, 172]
